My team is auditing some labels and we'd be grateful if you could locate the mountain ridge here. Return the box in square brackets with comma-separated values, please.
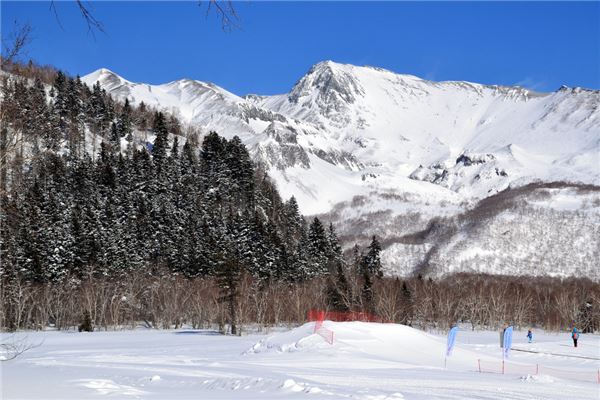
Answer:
[82, 61, 600, 279]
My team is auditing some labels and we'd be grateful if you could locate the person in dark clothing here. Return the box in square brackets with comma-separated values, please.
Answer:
[571, 327, 579, 348]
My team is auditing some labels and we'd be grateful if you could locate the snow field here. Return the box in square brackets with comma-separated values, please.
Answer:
[2, 322, 598, 399]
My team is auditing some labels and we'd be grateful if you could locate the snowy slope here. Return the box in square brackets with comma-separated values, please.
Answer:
[82, 68, 359, 178]
[82, 62, 600, 279]
[3, 324, 599, 399]
[257, 62, 598, 198]
[83, 62, 600, 211]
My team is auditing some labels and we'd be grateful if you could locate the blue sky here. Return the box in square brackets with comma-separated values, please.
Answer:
[2, 1, 598, 95]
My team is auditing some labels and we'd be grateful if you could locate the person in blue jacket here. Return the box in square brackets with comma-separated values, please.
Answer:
[571, 327, 579, 348]
[526, 329, 533, 343]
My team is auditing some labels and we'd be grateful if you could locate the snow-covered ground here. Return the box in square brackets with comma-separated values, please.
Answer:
[2, 322, 598, 399]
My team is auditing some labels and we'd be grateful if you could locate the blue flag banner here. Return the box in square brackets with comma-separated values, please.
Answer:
[503, 326, 513, 359]
[446, 326, 458, 357]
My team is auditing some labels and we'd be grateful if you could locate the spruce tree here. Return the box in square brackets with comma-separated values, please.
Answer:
[118, 98, 133, 138]
[109, 122, 120, 152]
[327, 263, 350, 312]
[400, 281, 413, 325]
[151, 112, 169, 166]
[362, 235, 383, 278]
[307, 217, 329, 277]
[351, 243, 363, 274]
[361, 269, 374, 313]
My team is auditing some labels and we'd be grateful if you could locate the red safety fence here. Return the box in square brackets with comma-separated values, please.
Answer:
[307, 309, 394, 345]
[315, 326, 334, 345]
[478, 359, 600, 384]
[307, 309, 390, 323]
[306, 310, 391, 344]
[310, 310, 334, 345]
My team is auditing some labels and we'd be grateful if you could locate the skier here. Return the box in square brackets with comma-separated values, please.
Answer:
[571, 327, 579, 348]
[526, 329, 533, 343]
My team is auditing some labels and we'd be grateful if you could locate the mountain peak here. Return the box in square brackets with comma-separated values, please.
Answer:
[97, 67, 117, 75]
[83, 67, 129, 88]
[289, 60, 364, 106]
[310, 60, 349, 71]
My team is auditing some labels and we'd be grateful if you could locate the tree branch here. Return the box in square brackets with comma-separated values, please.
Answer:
[201, 0, 240, 31]
[0, 335, 41, 361]
[1, 21, 32, 67]
[76, 1, 105, 35]
[49, 1, 105, 37]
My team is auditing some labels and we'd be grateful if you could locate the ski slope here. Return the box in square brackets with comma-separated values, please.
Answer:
[2, 322, 598, 399]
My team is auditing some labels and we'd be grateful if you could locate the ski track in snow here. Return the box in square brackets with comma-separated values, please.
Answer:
[2, 322, 598, 399]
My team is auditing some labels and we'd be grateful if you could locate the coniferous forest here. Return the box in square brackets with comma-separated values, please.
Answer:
[0, 64, 357, 333]
[0, 62, 598, 335]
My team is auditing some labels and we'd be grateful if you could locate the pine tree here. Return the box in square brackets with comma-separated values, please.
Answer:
[362, 235, 383, 278]
[137, 101, 148, 137]
[52, 71, 69, 126]
[66, 76, 85, 156]
[359, 236, 383, 312]
[151, 111, 169, 166]
[281, 196, 305, 246]
[119, 98, 134, 156]
[97, 142, 116, 188]
[361, 269, 374, 313]
[109, 122, 120, 152]
[87, 81, 109, 158]
[170, 135, 179, 159]
[351, 243, 363, 274]
[289, 228, 311, 282]
[400, 280, 413, 325]
[24, 78, 50, 153]
[118, 98, 133, 138]
[168, 114, 182, 136]
[225, 136, 255, 210]
[327, 263, 350, 312]
[306, 217, 329, 277]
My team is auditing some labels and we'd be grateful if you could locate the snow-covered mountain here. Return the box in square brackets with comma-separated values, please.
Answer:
[82, 62, 600, 279]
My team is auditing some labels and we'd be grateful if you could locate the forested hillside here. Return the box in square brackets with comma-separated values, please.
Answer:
[82, 61, 600, 280]
[0, 64, 361, 333]
[0, 63, 347, 282]
[0, 63, 597, 335]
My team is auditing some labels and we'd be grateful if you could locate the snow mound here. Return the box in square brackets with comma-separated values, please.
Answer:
[247, 321, 487, 370]
[245, 323, 330, 354]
